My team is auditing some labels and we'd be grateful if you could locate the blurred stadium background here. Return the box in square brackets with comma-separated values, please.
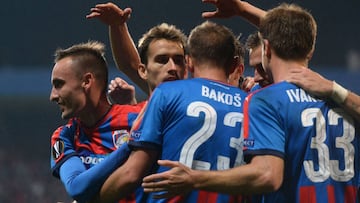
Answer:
[0, 1, 359, 202]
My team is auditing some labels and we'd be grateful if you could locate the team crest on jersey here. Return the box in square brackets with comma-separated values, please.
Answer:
[52, 139, 64, 160]
[112, 130, 130, 148]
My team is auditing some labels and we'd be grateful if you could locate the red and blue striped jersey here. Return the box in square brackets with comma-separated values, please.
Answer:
[130, 78, 248, 203]
[243, 81, 360, 203]
[51, 102, 146, 203]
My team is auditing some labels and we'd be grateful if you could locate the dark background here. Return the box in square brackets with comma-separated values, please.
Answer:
[1, 0, 360, 68]
[0, 1, 359, 202]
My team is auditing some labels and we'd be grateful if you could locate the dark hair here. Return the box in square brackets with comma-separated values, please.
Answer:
[54, 41, 108, 93]
[138, 23, 187, 65]
[235, 35, 246, 64]
[245, 32, 261, 50]
[259, 3, 317, 60]
[188, 21, 237, 75]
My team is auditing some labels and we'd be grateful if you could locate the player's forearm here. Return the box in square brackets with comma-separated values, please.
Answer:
[59, 144, 131, 202]
[341, 91, 360, 123]
[96, 166, 139, 203]
[330, 81, 360, 122]
[236, 1, 267, 27]
[192, 158, 281, 195]
[109, 24, 148, 93]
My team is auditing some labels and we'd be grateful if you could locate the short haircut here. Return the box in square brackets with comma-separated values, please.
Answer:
[54, 41, 108, 93]
[245, 32, 261, 50]
[138, 23, 187, 65]
[259, 3, 317, 61]
[188, 21, 237, 75]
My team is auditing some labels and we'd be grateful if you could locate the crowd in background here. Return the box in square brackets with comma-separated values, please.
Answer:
[0, 148, 71, 203]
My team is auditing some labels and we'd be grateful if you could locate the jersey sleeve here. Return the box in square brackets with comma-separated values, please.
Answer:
[243, 93, 285, 160]
[58, 143, 131, 202]
[50, 122, 78, 178]
[129, 87, 165, 150]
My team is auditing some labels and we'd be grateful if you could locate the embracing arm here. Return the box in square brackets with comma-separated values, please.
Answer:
[93, 149, 158, 203]
[341, 91, 360, 123]
[59, 144, 131, 203]
[86, 2, 148, 93]
[286, 67, 360, 122]
[142, 155, 283, 199]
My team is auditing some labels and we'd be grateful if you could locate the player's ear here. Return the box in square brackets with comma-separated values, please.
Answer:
[306, 48, 314, 61]
[82, 72, 93, 90]
[263, 39, 271, 59]
[186, 55, 194, 74]
[138, 63, 147, 80]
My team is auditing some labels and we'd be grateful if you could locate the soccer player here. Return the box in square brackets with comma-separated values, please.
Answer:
[92, 21, 248, 203]
[87, 2, 188, 96]
[49, 41, 146, 203]
[142, 3, 360, 202]
[50, 4, 188, 203]
[207, 0, 360, 120]
[241, 32, 271, 92]
[87, 2, 148, 93]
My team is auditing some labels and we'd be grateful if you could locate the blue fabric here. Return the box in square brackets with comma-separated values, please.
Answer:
[59, 143, 131, 203]
[243, 81, 360, 202]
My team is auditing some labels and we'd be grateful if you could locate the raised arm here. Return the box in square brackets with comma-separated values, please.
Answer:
[201, 0, 266, 27]
[86, 2, 148, 93]
[286, 67, 360, 122]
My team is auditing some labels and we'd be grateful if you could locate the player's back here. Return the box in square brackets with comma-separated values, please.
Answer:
[133, 78, 248, 202]
[244, 81, 360, 203]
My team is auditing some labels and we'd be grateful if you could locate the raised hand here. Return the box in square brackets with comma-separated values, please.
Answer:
[86, 2, 132, 26]
[108, 77, 137, 105]
[201, 0, 266, 26]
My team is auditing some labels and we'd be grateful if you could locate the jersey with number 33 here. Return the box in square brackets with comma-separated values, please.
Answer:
[243, 81, 360, 203]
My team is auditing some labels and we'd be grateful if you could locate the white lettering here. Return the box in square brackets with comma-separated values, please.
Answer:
[201, 85, 242, 107]
[286, 88, 320, 103]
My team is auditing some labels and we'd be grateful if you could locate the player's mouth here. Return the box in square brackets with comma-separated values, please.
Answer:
[164, 76, 178, 82]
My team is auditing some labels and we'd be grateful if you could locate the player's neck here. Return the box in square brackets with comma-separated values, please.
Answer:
[193, 65, 228, 83]
[271, 58, 308, 83]
[80, 96, 112, 128]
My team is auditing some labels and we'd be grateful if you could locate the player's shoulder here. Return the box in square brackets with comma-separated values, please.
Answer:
[252, 81, 294, 95]
[111, 103, 143, 114]
[247, 81, 295, 104]
[51, 119, 77, 141]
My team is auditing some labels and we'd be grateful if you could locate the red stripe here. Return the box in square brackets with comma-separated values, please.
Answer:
[243, 94, 253, 150]
[197, 191, 218, 203]
[344, 186, 357, 203]
[117, 192, 136, 203]
[299, 186, 316, 203]
[327, 185, 335, 203]
[229, 195, 247, 203]
[130, 101, 148, 132]
[168, 196, 184, 203]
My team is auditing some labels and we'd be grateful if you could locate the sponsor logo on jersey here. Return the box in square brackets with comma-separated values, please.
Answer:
[80, 156, 105, 165]
[52, 139, 64, 160]
[112, 130, 130, 148]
